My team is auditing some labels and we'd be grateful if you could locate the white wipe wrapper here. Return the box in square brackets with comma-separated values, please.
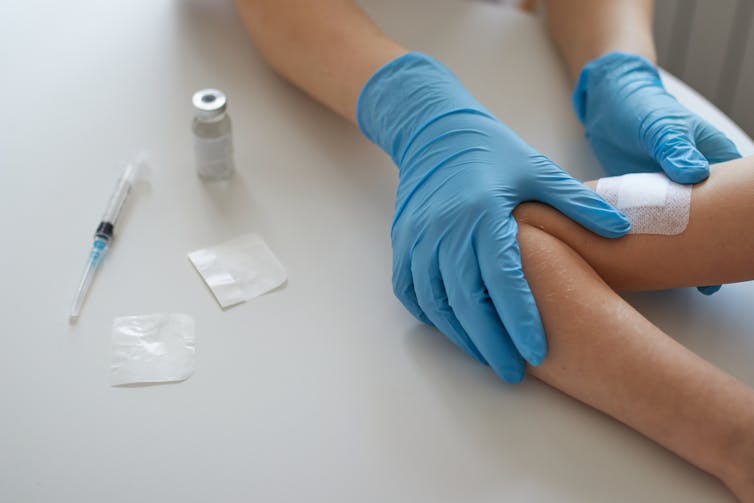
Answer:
[596, 172, 692, 235]
[188, 233, 287, 309]
[111, 313, 196, 386]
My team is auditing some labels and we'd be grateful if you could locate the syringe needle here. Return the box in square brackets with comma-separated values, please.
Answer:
[69, 238, 108, 322]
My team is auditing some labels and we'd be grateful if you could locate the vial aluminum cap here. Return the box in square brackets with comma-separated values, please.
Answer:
[192, 89, 227, 120]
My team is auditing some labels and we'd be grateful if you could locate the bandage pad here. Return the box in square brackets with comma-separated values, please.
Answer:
[188, 233, 287, 309]
[596, 172, 692, 235]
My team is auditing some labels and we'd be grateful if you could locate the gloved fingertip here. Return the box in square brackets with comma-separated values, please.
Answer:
[695, 122, 742, 164]
[697, 284, 722, 296]
[540, 171, 632, 238]
[606, 214, 632, 238]
[590, 210, 631, 239]
[659, 144, 709, 184]
[502, 368, 525, 384]
[524, 349, 546, 367]
[520, 329, 547, 366]
[569, 201, 632, 238]
[618, 218, 632, 235]
[670, 164, 709, 184]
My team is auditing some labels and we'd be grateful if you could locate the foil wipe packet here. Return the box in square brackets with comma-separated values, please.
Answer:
[187, 233, 287, 309]
[111, 313, 196, 386]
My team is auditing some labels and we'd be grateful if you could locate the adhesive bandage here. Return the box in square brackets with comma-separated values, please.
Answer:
[595, 172, 692, 235]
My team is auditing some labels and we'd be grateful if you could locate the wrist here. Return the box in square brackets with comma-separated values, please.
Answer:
[356, 52, 491, 164]
[572, 51, 661, 124]
[718, 414, 754, 496]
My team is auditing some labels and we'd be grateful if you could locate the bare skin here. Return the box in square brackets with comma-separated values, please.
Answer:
[513, 159, 754, 500]
[234, 0, 754, 498]
[234, 0, 406, 122]
[543, 0, 656, 82]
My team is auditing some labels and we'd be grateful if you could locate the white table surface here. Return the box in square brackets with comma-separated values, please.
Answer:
[2, 1, 753, 502]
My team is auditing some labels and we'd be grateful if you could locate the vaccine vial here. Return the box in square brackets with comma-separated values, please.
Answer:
[192, 88, 234, 180]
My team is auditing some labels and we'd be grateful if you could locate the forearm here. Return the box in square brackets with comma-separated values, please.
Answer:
[517, 224, 754, 495]
[514, 158, 754, 291]
[233, 0, 406, 122]
[544, 0, 656, 83]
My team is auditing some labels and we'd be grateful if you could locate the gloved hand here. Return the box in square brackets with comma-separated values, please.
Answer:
[357, 53, 631, 383]
[573, 52, 742, 295]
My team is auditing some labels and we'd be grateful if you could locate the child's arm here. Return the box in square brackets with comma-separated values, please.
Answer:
[514, 157, 754, 291]
[515, 223, 754, 500]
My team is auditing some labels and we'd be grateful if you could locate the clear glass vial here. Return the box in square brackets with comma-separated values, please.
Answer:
[192, 88, 235, 180]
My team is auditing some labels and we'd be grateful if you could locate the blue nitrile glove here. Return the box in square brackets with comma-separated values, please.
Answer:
[573, 52, 742, 296]
[357, 53, 631, 383]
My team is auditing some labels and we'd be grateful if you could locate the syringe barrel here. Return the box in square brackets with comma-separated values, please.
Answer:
[100, 164, 135, 227]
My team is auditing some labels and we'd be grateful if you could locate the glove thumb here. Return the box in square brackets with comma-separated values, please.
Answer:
[647, 126, 711, 183]
[694, 120, 742, 164]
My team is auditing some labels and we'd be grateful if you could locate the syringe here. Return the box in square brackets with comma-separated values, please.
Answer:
[69, 159, 145, 322]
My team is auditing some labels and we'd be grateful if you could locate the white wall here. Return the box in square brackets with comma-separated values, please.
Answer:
[654, 0, 754, 137]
